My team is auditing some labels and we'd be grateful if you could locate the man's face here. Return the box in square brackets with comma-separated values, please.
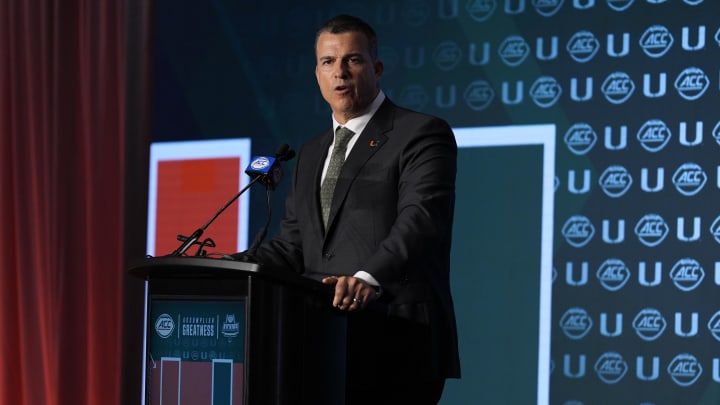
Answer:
[315, 31, 383, 124]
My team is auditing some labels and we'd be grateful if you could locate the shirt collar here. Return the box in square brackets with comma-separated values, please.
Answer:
[331, 91, 385, 136]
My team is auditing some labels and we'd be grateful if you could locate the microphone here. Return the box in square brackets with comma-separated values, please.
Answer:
[235, 144, 296, 262]
[244, 144, 294, 190]
[275, 143, 296, 161]
[169, 144, 294, 257]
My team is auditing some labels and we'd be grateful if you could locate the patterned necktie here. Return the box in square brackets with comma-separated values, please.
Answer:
[320, 126, 354, 228]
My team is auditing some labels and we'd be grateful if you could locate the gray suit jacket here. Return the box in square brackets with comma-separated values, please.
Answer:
[254, 98, 461, 379]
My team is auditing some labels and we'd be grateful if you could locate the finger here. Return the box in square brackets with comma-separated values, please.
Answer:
[321, 276, 338, 285]
[350, 295, 365, 311]
[333, 277, 350, 308]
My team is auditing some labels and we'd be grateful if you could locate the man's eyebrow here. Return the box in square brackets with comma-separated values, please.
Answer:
[318, 53, 365, 62]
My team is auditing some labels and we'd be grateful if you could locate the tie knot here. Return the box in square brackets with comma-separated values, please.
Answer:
[334, 126, 354, 148]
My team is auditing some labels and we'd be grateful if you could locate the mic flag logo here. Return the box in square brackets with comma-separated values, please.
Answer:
[247, 156, 275, 173]
[246, 155, 282, 187]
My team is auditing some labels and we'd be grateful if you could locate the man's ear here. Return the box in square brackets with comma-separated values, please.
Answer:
[374, 59, 384, 78]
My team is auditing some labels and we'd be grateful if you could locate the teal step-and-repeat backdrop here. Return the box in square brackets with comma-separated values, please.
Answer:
[150, 1, 720, 404]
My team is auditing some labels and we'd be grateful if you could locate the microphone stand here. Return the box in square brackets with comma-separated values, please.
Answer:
[170, 175, 262, 257]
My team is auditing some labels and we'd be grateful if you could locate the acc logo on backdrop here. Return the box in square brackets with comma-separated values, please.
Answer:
[709, 214, 720, 244]
[602, 72, 635, 104]
[433, 41, 462, 71]
[672, 163, 706, 196]
[634, 214, 669, 247]
[639, 25, 674, 58]
[674, 67, 709, 101]
[530, 76, 562, 108]
[562, 215, 595, 247]
[378, 47, 399, 75]
[637, 119, 672, 152]
[607, 0, 635, 12]
[632, 308, 667, 341]
[712, 120, 720, 146]
[564, 123, 597, 155]
[532, 0, 564, 17]
[669, 258, 705, 292]
[464, 80, 495, 111]
[598, 165, 632, 198]
[560, 307, 593, 339]
[400, 85, 429, 111]
[402, 0, 431, 26]
[498, 35, 530, 66]
[594, 352, 628, 384]
[596, 259, 630, 291]
[706, 310, 720, 341]
[466, 0, 496, 22]
[567, 31, 600, 63]
[667, 353, 702, 387]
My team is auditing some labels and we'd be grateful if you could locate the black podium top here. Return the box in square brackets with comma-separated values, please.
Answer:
[129, 256, 331, 296]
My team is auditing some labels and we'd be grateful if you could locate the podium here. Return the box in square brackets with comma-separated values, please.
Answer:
[129, 257, 347, 405]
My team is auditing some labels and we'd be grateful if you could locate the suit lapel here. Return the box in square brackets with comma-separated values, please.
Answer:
[304, 128, 334, 235]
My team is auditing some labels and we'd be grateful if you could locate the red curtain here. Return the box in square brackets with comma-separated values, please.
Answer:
[0, 0, 139, 403]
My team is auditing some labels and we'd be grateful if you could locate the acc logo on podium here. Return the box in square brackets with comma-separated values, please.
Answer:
[155, 313, 175, 338]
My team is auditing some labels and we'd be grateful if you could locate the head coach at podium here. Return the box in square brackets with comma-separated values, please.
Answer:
[236, 14, 461, 404]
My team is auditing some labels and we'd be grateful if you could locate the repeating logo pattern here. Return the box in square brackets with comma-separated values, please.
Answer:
[356, 0, 718, 403]
[306, 1, 719, 403]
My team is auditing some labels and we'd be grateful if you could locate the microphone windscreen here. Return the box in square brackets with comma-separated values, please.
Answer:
[275, 143, 290, 157]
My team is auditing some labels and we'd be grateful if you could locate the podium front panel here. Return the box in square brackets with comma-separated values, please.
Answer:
[147, 297, 246, 405]
[132, 258, 346, 404]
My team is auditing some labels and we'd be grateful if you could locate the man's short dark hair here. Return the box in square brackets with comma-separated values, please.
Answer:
[315, 14, 378, 60]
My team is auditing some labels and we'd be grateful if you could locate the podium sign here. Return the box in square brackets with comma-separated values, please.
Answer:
[148, 299, 246, 404]
[130, 257, 346, 405]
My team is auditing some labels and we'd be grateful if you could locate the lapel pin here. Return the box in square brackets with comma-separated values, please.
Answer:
[369, 140, 379, 147]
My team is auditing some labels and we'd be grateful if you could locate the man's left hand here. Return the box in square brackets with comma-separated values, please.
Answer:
[321, 276, 376, 311]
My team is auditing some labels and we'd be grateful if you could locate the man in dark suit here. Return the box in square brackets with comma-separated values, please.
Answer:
[245, 14, 460, 404]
